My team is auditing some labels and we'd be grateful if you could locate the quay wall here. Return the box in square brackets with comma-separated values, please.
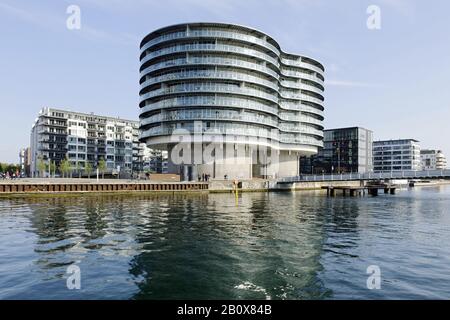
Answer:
[0, 178, 369, 195]
[0, 179, 207, 195]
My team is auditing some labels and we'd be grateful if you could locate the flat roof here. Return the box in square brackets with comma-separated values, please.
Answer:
[324, 126, 373, 133]
[39, 107, 138, 124]
[374, 139, 420, 143]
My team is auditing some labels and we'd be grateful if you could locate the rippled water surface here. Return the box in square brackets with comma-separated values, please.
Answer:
[1, 186, 450, 299]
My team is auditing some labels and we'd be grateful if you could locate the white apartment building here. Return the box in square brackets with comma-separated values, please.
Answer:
[373, 139, 421, 172]
[421, 149, 447, 170]
[30, 107, 155, 177]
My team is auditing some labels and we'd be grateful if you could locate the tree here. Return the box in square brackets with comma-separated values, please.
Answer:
[37, 158, 47, 178]
[85, 162, 93, 179]
[76, 162, 83, 179]
[98, 158, 106, 179]
[59, 159, 71, 178]
[0, 163, 8, 173]
[49, 161, 57, 178]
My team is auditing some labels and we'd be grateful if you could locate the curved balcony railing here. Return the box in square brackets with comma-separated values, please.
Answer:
[280, 57, 324, 74]
[141, 43, 280, 69]
[141, 30, 324, 75]
[299, 105, 324, 116]
[278, 102, 324, 116]
[280, 80, 324, 96]
[140, 126, 323, 148]
[278, 112, 300, 122]
[140, 125, 280, 140]
[140, 70, 278, 92]
[280, 69, 324, 86]
[141, 29, 281, 56]
[279, 134, 323, 147]
[140, 84, 280, 105]
[141, 111, 278, 128]
[279, 93, 324, 106]
[140, 96, 278, 117]
[278, 124, 323, 136]
[140, 57, 280, 81]
[299, 116, 323, 127]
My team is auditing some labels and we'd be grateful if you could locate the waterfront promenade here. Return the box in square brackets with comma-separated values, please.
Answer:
[1, 176, 449, 195]
[0, 177, 208, 194]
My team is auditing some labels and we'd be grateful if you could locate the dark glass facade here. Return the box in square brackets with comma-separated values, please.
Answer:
[300, 127, 373, 174]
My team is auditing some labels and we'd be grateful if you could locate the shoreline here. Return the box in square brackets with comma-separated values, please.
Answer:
[0, 178, 449, 197]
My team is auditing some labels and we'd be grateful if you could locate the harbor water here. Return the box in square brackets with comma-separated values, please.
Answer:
[1, 185, 450, 299]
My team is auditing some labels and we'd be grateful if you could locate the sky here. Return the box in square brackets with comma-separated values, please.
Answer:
[0, 0, 449, 163]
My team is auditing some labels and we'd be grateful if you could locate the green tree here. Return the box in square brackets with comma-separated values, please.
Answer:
[49, 161, 57, 178]
[85, 162, 93, 179]
[37, 158, 47, 178]
[0, 163, 7, 173]
[60, 159, 71, 178]
[76, 162, 83, 179]
[98, 158, 107, 179]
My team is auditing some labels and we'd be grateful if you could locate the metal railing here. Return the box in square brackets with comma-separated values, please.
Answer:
[279, 169, 450, 183]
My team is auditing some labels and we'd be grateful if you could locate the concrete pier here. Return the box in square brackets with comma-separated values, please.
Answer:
[322, 184, 398, 198]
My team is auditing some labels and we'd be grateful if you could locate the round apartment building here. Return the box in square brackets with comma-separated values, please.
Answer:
[139, 23, 325, 180]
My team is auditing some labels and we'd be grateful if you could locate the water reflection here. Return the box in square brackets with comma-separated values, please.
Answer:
[0, 186, 449, 299]
[128, 192, 329, 299]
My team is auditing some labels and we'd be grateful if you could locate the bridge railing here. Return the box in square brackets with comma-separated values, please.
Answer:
[279, 169, 450, 183]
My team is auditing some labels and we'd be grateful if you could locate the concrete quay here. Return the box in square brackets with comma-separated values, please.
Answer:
[0, 178, 208, 195]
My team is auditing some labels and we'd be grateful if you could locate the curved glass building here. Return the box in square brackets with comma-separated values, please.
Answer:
[139, 23, 325, 180]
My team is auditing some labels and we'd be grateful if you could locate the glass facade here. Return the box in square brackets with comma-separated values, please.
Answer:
[139, 23, 325, 152]
[300, 127, 373, 174]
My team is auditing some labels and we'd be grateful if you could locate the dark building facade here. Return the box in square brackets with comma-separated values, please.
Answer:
[300, 127, 373, 174]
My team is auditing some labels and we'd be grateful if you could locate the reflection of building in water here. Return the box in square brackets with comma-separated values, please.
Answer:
[128, 192, 330, 299]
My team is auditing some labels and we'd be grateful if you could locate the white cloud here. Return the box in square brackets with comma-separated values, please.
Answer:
[326, 80, 382, 88]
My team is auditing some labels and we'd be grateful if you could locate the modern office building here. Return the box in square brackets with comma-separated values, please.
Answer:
[373, 139, 421, 172]
[300, 127, 373, 174]
[30, 107, 154, 177]
[139, 23, 325, 180]
[421, 149, 447, 170]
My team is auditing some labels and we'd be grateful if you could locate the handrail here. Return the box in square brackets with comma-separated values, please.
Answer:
[278, 169, 450, 182]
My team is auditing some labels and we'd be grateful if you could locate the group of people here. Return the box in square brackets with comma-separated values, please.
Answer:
[198, 173, 211, 182]
[0, 170, 21, 180]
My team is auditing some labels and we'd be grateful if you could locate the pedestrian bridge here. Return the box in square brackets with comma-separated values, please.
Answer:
[279, 169, 450, 183]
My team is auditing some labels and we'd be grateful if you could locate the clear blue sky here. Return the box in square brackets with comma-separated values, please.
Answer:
[1, 0, 449, 163]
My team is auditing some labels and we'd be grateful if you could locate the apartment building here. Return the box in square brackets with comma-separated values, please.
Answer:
[30, 107, 152, 177]
[373, 139, 421, 172]
[421, 149, 447, 170]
